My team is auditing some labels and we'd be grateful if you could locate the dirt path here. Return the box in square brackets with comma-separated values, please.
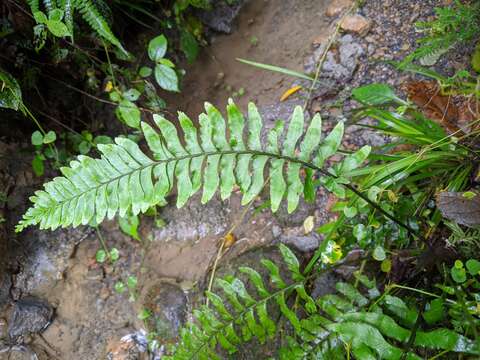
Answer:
[167, 0, 332, 117]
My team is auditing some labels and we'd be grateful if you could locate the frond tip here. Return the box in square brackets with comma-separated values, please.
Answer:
[16, 100, 370, 232]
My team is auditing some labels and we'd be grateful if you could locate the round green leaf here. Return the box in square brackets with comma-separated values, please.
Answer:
[114, 281, 126, 293]
[127, 275, 137, 289]
[43, 130, 56, 144]
[454, 260, 463, 269]
[154, 64, 179, 92]
[466, 259, 480, 276]
[33, 11, 48, 24]
[78, 140, 91, 154]
[343, 206, 357, 218]
[109, 248, 120, 262]
[96, 249, 107, 263]
[148, 34, 168, 62]
[117, 99, 141, 128]
[381, 259, 392, 273]
[123, 88, 141, 101]
[139, 66, 152, 78]
[451, 266, 466, 283]
[373, 246, 386, 261]
[31, 131, 44, 146]
[109, 90, 121, 102]
[353, 224, 366, 241]
[49, 9, 64, 22]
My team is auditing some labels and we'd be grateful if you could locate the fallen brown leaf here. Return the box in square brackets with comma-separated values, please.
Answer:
[404, 80, 461, 133]
[436, 191, 480, 227]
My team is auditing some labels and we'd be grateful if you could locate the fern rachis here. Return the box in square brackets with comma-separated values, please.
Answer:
[16, 100, 370, 232]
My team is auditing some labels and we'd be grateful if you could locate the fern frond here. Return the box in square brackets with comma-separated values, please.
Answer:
[166, 245, 480, 359]
[76, 0, 129, 56]
[16, 100, 370, 232]
[164, 244, 312, 359]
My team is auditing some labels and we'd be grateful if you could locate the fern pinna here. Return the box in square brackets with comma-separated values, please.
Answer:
[16, 100, 369, 232]
[167, 244, 480, 359]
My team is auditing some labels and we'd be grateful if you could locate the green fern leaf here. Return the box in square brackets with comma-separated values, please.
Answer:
[16, 100, 370, 232]
[76, 0, 129, 56]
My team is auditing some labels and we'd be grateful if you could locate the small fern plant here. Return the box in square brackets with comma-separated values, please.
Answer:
[401, 0, 480, 67]
[16, 100, 370, 232]
[27, 0, 128, 56]
[166, 244, 480, 359]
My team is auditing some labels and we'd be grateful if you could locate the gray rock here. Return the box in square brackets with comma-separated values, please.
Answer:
[8, 298, 53, 340]
[142, 282, 187, 341]
[271, 225, 282, 238]
[198, 0, 248, 34]
[311, 271, 342, 299]
[274, 197, 316, 227]
[12, 227, 92, 298]
[153, 195, 229, 243]
[339, 35, 364, 70]
[319, 35, 364, 83]
[280, 234, 319, 252]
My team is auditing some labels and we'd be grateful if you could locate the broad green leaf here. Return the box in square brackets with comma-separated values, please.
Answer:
[148, 34, 168, 62]
[139, 66, 152, 77]
[31, 131, 44, 146]
[49, 9, 64, 21]
[155, 64, 179, 92]
[43, 130, 57, 144]
[117, 100, 141, 128]
[352, 84, 404, 105]
[466, 259, 480, 276]
[123, 88, 141, 101]
[46, 20, 70, 37]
